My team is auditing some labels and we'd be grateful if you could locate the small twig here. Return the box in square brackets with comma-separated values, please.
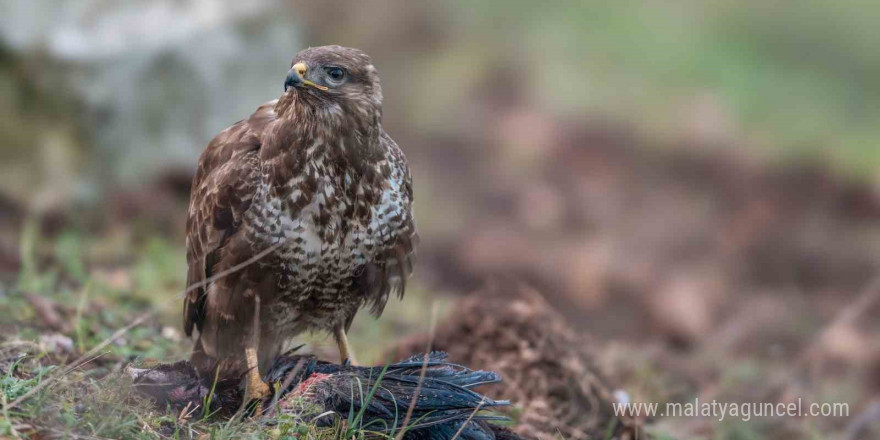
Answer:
[394, 302, 438, 440]
[67, 350, 110, 375]
[177, 400, 199, 423]
[311, 410, 337, 423]
[0, 340, 41, 350]
[182, 241, 285, 300]
[449, 399, 486, 440]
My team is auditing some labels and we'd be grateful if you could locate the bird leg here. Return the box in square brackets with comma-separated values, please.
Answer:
[334, 323, 357, 365]
[243, 346, 270, 415]
[243, 295, 271, 415]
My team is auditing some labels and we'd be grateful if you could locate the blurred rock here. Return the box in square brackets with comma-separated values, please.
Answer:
[90, 267, 133, 291]
[39, 333, 74, 353]
[2, 0, 302, 184]
[645, 267, 726, 347]
[818, 322, 878, 366]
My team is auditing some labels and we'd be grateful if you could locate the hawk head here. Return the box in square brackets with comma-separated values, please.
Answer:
[282, 45, 383, 122]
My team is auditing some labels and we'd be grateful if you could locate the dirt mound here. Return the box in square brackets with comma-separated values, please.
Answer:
[390, 283, 644, 440]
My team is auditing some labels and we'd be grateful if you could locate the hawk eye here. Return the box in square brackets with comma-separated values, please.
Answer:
[325, 67, 346, 82]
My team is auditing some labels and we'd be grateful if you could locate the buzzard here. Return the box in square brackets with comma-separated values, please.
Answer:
[183, 46, 417, 409]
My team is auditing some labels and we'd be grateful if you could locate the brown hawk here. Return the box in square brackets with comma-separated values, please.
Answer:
[183, 46, 417, 408]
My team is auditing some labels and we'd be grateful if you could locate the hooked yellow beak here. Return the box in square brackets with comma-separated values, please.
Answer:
[285, 62, 328, 91]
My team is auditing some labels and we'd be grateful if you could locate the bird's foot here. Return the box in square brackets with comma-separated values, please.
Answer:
[244, 373, 271, 416]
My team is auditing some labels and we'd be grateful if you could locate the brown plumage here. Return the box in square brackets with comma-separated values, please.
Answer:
[183, 46, 417, 397]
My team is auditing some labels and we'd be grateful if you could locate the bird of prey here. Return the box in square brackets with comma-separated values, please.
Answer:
[130, 352, 520, 440]
[183, 45, 417, 410]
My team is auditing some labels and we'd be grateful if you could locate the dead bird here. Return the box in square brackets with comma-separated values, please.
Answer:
[129, 351, 520, 440]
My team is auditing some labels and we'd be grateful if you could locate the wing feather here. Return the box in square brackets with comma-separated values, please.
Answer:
[360, 132, 418, 319]
[184, 101, 275, 336]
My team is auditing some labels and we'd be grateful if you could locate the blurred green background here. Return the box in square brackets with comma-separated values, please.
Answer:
[3, 0, 880, 203]
[1, 1, 879, 439]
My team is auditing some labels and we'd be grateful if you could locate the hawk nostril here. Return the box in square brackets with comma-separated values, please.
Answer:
[293, 62, 308, 77]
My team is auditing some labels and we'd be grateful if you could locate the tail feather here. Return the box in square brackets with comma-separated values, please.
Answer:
[267, 351, 510, 437]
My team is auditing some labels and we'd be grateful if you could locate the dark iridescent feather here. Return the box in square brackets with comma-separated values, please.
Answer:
[129, 352, 522, 440]
[266, 351, 510, 435]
